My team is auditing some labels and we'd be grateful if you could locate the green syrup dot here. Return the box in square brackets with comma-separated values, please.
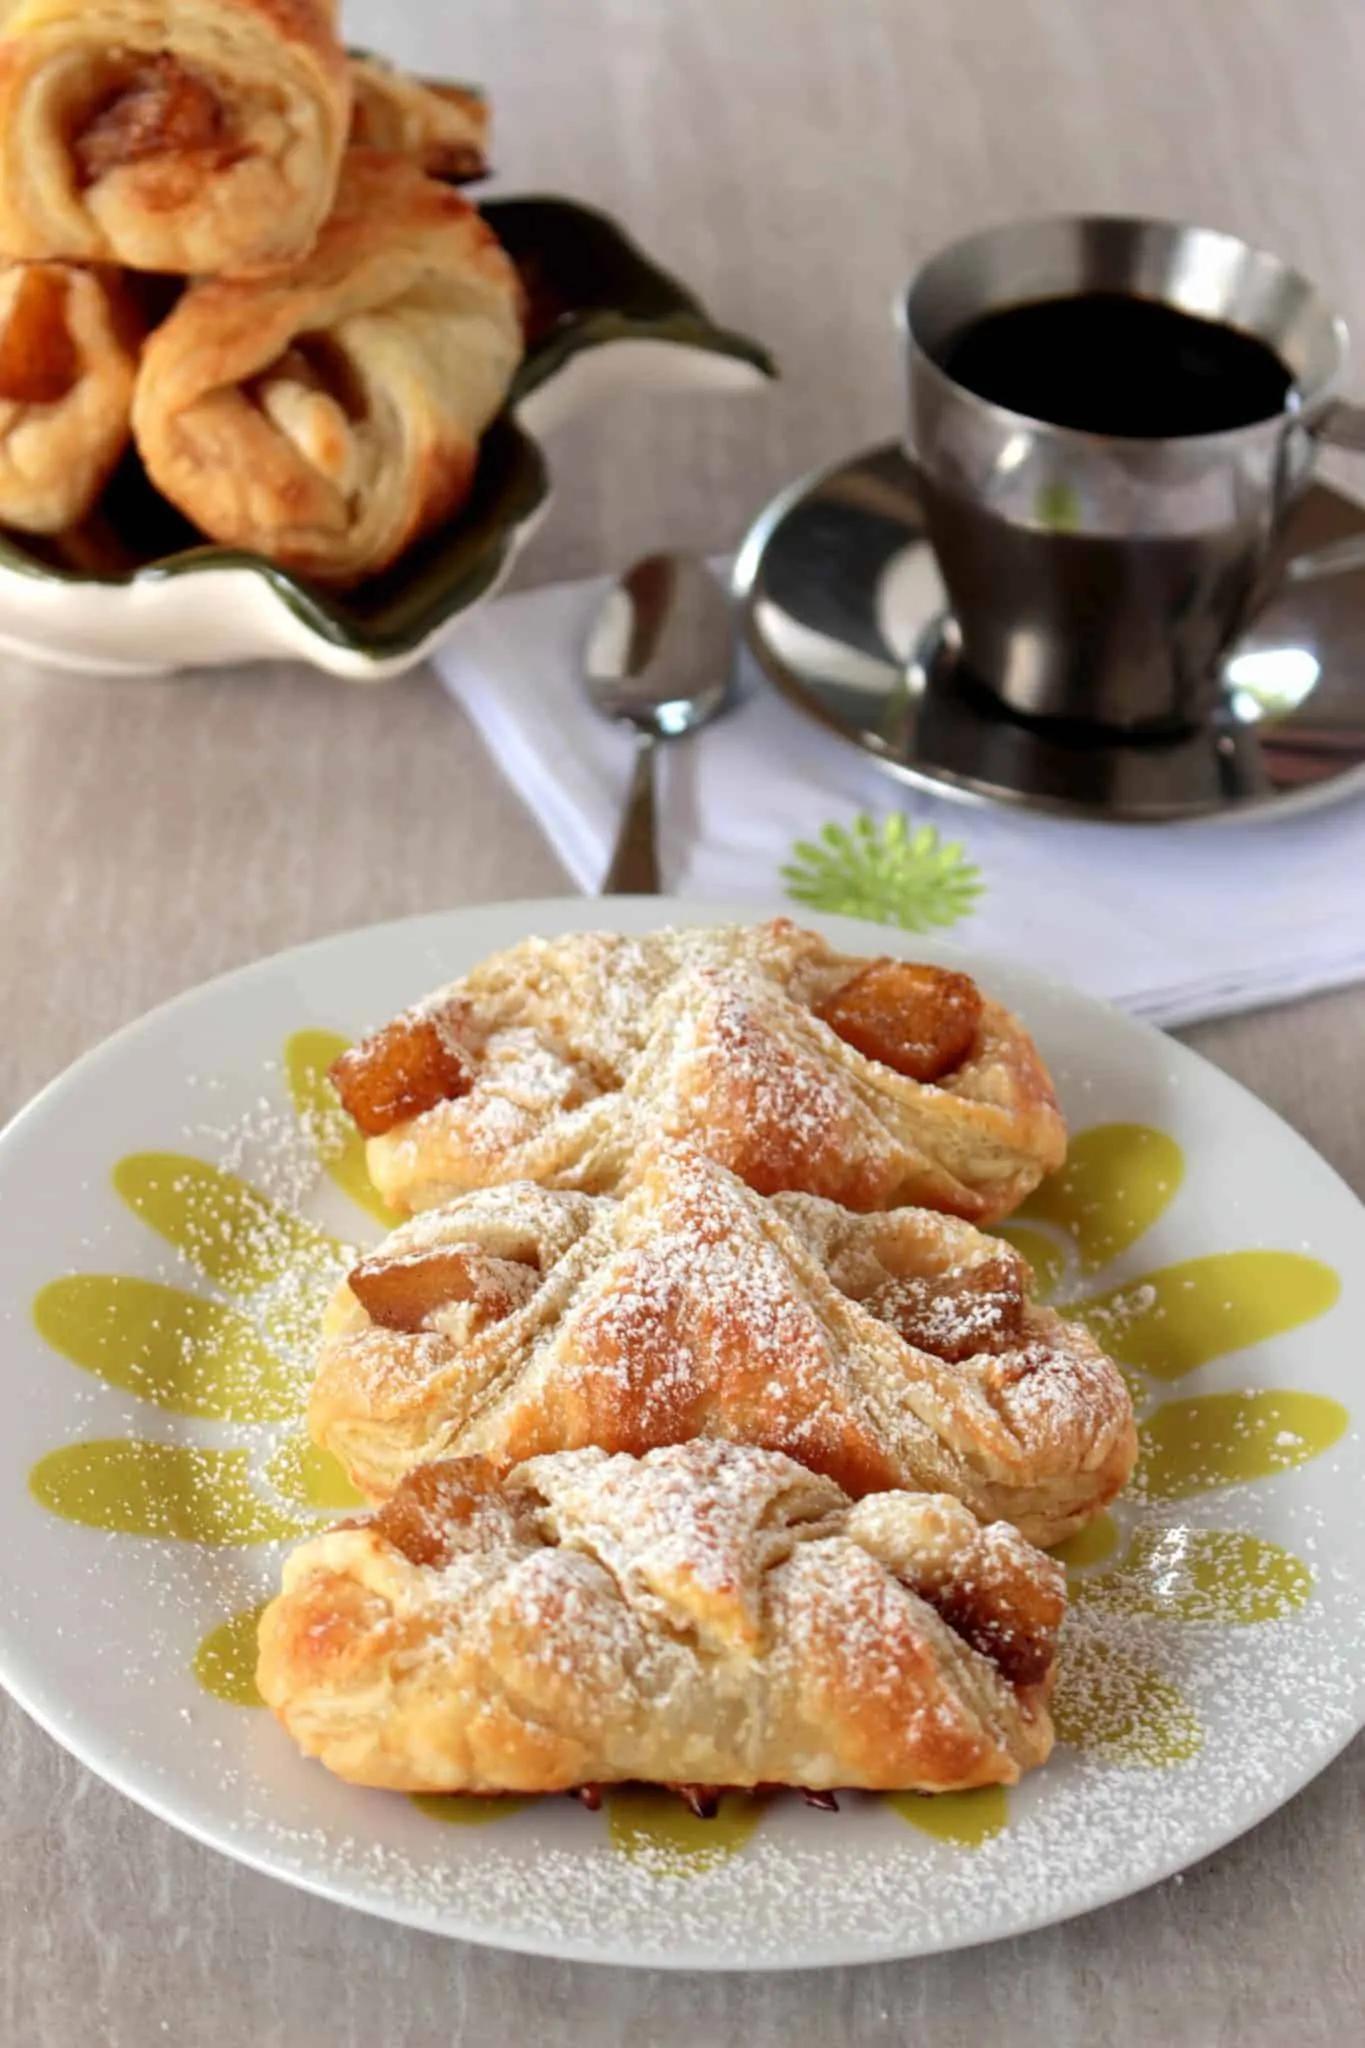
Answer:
[194, 1602, 268, 1705]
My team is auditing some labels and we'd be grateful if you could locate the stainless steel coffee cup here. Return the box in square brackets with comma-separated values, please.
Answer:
[901, 215, 1365, 731]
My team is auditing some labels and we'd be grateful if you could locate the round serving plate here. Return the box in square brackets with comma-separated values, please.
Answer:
[0, 898, 1361, 1968]
[734, 443, 1365, 824]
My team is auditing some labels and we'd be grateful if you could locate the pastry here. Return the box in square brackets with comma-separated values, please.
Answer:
[329, 919, 1067, 1224]
[0, 259, 143, 531]
[310, 1140, 1136, 1543]
[0, 1, 351, 274]
[347, 54, 489, 180]
[131, 151, 524, 586]
[257, 1440, 1064, 1795]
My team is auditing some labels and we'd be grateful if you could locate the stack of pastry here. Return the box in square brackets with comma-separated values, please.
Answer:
[258, 921, 1140, 1809]
[0, 4, 523, 585]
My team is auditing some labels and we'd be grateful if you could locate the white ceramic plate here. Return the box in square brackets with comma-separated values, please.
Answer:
[0, 899, 1361, 1971]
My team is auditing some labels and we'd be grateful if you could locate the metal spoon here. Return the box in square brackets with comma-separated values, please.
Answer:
[583, 552, 734, 893]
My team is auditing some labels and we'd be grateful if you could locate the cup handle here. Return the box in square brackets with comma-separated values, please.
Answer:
[1277, 400, 1365, 586]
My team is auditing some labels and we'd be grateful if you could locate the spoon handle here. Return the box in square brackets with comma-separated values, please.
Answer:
[602, 729, 660, 894]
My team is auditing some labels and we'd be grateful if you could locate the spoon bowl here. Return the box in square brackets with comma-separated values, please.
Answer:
[583, 552, 735, 891]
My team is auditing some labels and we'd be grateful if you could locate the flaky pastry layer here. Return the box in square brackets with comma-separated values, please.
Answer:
[339, 920, 1066, 1225]
[311, 1140, 1135, 1544]
[0, 1, 351, 273]
[347, 53, 488, 179]
[131, 150, 523, 584]
[258, 1441, 1064, 1795]
[0, 258, 143, 529]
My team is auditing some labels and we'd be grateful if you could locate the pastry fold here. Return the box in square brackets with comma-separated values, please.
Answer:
[257, 1441, 1064, 1795]
[310, 1141, 1135, 1544]
[331, 920, 1067, 1224]
[0, 1, 351, 273]
[347, 54, 488, 180]
[130, 151, 524, 585]
[0, 258, 142, 530]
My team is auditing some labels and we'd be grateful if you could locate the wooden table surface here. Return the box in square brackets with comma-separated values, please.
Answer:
[3, 2, 1364, 2041]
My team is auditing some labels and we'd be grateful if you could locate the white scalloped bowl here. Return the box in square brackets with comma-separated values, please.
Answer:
[0, 198, 772, 680]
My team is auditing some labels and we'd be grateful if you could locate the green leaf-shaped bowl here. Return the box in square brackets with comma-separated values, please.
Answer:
[0, 197, 773, 680]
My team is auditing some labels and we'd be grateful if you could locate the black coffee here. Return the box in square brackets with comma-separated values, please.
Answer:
[937, 291, 1293, 437]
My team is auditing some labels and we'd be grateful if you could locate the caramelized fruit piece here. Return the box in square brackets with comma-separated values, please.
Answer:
[0, 268, 80, 407]
[920, 1552, 1066, 1688]
[359, 1458, 502, 1568]
[330, 1010, 473, 1138]
[817, 961, 982, 1082]
[349, 1244, 538, 1333]
[74, 55, 227, 186]
[865, 1254, 1028, 1363]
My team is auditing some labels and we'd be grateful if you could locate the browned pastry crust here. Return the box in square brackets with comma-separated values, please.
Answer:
[257, 1442, 1064, 1795]
[0, 2, 351, 273]
[332, 920, 1067, 1225]
[0, 258, 144, 530]
[130, 151, 524, 585]
[347, 54, 489, 180]
[310, 1140, 1135, 1544]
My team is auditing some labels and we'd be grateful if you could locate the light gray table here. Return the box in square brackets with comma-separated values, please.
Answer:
[3, 1, 1364, 2040]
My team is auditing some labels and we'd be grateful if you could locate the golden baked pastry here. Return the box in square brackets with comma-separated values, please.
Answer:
[131, 151, 524, 586]
[330, 919, 1067, 1224]
[310, 1140, 1135, 1543]
[0, 259, 143, 531]
[0, 1, 351, 274]
[257, 1441, 1064, 1795]
[347, 54, 489, 180]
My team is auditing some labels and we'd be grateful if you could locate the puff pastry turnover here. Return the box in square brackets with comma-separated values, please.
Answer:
[0, 259, 143, 531]
[331, 919, 1067, 1225]
[0, 1, 351, 274]
[257, 1441, 1064, 1795]
[131, 151, 524, 586]
[311, 1141, 1135, 1544]
[347, 54, 489, 180]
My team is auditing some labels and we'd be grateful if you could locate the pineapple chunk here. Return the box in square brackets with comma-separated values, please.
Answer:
[817, 961, 982, 1083]
[330, 1009, 473, 1138]
[348, 1244, 538, 1333]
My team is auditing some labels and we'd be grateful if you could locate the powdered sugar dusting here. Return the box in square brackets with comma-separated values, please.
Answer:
[562, 1154, 849, 1451]
[218, 1520, 1365, 1966]
[324, 1143, 1134, 1543]
[519, 1440, 844, 1642]
[274, 1438, 1056, 1793]
[368, 922, 1062, 1222]
[9, 909, 1365, 1972]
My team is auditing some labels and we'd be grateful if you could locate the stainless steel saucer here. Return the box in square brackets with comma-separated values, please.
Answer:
[732, 442, 1365, 823]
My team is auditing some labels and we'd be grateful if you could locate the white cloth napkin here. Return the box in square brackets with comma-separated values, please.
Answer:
[435, 572, 1365, 1028]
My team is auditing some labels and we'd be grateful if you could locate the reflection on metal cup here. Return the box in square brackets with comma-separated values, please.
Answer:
[901, 216, 1350, 731]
